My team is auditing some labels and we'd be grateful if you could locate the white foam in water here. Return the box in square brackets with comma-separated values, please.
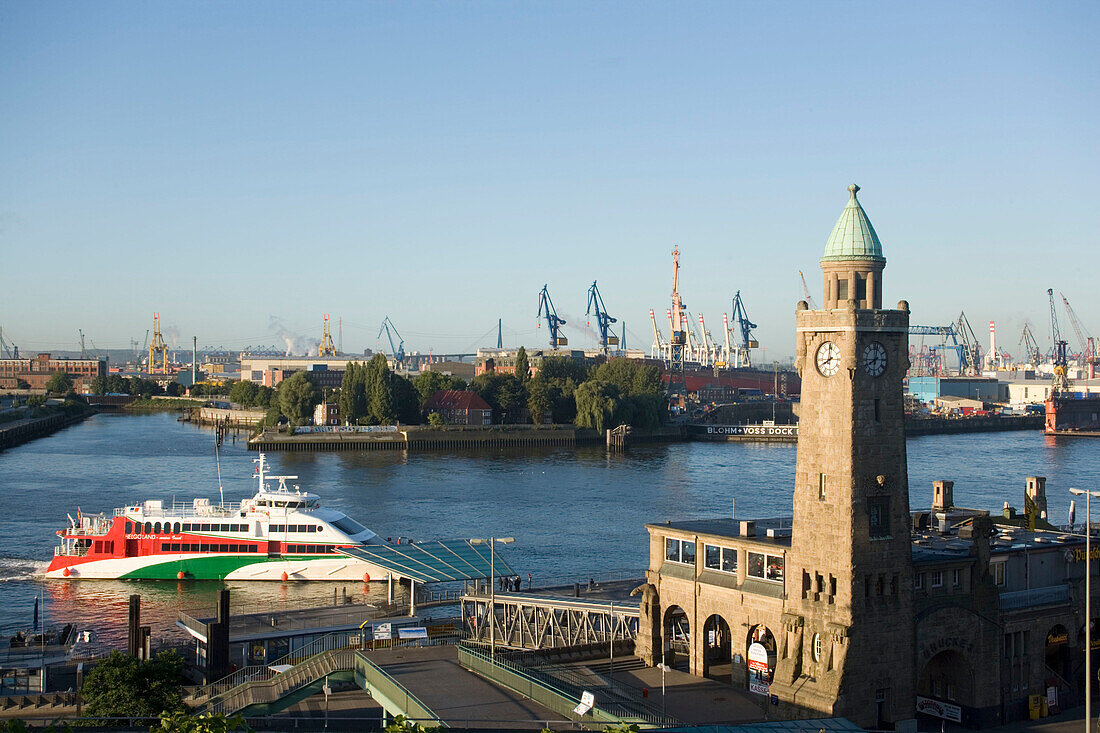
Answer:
[0, 557, 49, 582]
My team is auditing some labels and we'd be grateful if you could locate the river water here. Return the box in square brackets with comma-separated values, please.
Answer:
[1, 412, 1096, 649]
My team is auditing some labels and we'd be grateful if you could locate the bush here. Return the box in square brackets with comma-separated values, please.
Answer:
[82, 650, 185, 718]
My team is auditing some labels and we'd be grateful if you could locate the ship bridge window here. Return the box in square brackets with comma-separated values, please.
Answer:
[332, 516, 368, 536]
[144, 522, 152, 533]
[154, 522, 162, 534]
[125, 522, 133, 533]
[173, 522, 181, 534]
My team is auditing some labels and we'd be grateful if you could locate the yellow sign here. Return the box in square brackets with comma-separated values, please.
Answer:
[1072, 547, 1100, 562]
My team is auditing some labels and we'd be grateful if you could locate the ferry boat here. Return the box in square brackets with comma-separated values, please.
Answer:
[45, 455, 389, 581]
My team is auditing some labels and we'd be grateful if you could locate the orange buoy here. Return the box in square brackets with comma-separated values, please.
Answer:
[62, 567, 71, 577]
[281, 571, 289, 581]
[363, 572, 371, 583]
[177, 570, 186, 580]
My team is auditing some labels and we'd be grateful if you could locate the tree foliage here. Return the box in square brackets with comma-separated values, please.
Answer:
[573, 359, 665, 431]
[574, 380, 622, 433]
[339, 356, 421, 425]
[470, 372, 527, 423]
[277, 372, 320, 426]
[45, 371, 73, 394]
[155, 711, 251, 733]
[411, 370, 467, 406]
[514, 346, 530, 384]
[229, 380, 259, 406]
[82, 650, 185, 718]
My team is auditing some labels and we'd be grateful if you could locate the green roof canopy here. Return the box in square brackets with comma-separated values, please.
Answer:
[336, 539, 517, 584]
[821, 184, 885, 264]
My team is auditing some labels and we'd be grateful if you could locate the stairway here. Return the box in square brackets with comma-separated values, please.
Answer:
[192, 648, 356, 716]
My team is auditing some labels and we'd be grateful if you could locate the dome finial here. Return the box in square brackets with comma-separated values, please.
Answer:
[848, 183, 860, 199]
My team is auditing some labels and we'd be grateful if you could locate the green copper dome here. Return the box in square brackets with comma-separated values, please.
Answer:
[821, 184, 885, 264]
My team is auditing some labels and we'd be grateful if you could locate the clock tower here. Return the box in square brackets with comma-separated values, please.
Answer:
[771, 185, 915, 728]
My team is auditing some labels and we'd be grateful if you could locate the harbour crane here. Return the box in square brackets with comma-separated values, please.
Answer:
[318, 315, 338, 357]
[729, 291, 758, 368]
[668, 247, 687, 379]
[954, 312, 982, 376]
[536, 285, 568, 349]
[148, 314, 169, 374]
[1061, 293, 1097, 366]
[585, 281, 619, 353]
[1018, 323, 1041, 366]
[798, 271, 819, 310]
[649, 309, 667, 359]
[1048, 288, 1070, 393]
[377, 316, 405, 365]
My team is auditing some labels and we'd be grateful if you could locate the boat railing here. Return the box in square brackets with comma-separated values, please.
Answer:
[112, 501, 245, 519]
[55, 546, 89, 557]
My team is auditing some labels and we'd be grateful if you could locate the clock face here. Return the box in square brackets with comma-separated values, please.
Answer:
[816, 341, 841, 377]
[862, 341, 888, 377]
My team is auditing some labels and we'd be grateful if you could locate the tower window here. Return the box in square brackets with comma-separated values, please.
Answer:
[874, 399, 881, 422]
[869, 496, 891, 538]
[837, 279, 849, 301]
[855, 274, 866, 302]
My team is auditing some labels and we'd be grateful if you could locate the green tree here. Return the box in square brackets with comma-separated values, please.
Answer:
[538, 355, 589, 384]
[339, 363, 369, 423]
[591, 358, 661, 398]
[391, 373, 422, 424]
[573, 380, 621, 433]
[155, 711, 251, 733]
[412, 370, 465, 406]
[514, 346, 530, 384]
[277, 372, 320, 426]
[526, 378, 551, 424]
[88, 375, 108, 395]
[26, 395, 46, 408]
[254, 385, 276, 408]
[82, 650, 185, 718]
[45, 371, 73, 394]
[470, 372, 527, 423]
[229, 380, 259, 407]
[364, 354, 396, 424]
[164, 382, 182, 397]
[105, 374, 128, 394]
[14, 378, 30, 390]
[427, 411, 445, 427]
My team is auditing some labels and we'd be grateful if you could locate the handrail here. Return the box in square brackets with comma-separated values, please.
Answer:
[458, 641, 676, 727]
[354, 651, 447, 727]
[196, 647, 356, 715]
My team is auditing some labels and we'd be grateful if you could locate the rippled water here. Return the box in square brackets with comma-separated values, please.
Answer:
[1, 412, 1096, 648]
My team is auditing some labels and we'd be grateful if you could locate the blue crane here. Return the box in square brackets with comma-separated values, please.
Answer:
[729, 291, 758, 366]
[537, 285, 568, 349]
[377, 316, 405, 365]
[585, 281, 619, 353]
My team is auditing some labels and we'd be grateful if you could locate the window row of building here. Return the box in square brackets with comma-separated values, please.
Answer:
[664, 537, 785, 583]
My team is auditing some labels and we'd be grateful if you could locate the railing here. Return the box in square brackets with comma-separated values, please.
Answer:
[354, 651, 446, 727]
[194, 632, 361, 701]
[458, 642, 677, 727]
[198, 647, 356, 715]
[114, 501, 244, 519]
[54, 545, 89, 557]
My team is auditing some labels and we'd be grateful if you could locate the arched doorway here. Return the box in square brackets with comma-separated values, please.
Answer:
[703, 614, 732, 683]
[663, 606, 690, 669]
[1046, 624, 1070, 680]
[746, 625, 776, 696]
[917, 649, 975, 726]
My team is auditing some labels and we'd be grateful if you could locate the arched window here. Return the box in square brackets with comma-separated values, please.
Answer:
[174, 522, 181, 534]
[154, 522, 162, 534]
[144, 521, 152, 533]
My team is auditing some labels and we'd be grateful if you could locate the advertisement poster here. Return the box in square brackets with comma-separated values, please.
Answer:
[748, 642, 771, 695]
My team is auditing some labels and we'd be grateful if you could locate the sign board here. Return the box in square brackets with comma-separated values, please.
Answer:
[573, 690, 595, 715]
[705, 425, 798, 437]
[398, 627, 428, 639]
[916, 696, 963, 722]
[374, 623, 392, 640]
[747, 642, 771, 695]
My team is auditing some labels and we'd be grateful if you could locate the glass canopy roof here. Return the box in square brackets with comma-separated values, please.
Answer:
[336, 539, 517, 584]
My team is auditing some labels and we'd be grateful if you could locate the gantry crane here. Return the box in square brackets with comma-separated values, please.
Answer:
[148, 313, 169, 374]
[1061, 293, 1097, 369]
[728, 291, 758, 368]
[798, 270, 819, 310]
[649, 309, 667, 359]
[1048, 289, 1070, 393]
[1019, 323, 1041, 367]
[0, 326, 17, 359]
[377, 316, 405, 365]
[319, 314, 338, 357]
[536, 285, 568, 349]
[585, 281, 618, 353]
[954, 312, 982, 376]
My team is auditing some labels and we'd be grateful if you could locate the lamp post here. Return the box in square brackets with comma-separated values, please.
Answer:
[471, 537, 514, 662]
[1070, 488, 1100, 733]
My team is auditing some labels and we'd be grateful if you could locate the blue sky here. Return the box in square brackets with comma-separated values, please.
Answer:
[2, 1, 1097, 361]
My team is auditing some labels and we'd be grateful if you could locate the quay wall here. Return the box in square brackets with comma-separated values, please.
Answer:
[0, 412, 90, 452]
[905, 415, 1042, 435]
[248, 425, 577, 452]
[190, 407, 265, 427]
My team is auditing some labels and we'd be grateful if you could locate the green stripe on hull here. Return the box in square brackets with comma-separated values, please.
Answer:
[118, 555, 330, 580]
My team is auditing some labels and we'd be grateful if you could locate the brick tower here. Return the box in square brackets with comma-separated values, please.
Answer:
[771, 184, 915, 728]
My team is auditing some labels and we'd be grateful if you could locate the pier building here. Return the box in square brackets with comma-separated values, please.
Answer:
[0, 353, 106, 391]
[634, 185, 1100, 729]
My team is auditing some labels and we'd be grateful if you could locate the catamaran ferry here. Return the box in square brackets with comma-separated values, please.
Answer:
[45, 454, 389, 582]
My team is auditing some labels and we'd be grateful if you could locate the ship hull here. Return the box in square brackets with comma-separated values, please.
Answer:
[44, 553, 388, 581]
[1045, 393, 1100, 435]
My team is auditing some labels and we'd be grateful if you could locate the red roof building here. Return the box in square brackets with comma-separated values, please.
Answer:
[423, 390, 493, 426]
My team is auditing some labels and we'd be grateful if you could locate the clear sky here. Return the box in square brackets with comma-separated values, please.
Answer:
[2, 1, 1097, 361]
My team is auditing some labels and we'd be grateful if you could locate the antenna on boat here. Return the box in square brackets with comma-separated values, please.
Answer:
[214, 432, 225, 507]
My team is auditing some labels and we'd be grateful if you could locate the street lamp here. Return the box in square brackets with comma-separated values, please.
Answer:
[470, 537, 515, 661]
[1070, 487, 1100, 733]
